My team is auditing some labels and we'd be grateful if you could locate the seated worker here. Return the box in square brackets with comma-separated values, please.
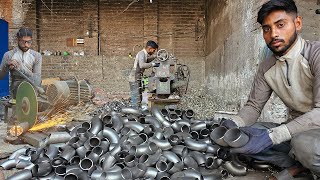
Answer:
[0, 28, 42, 99]
[128, 40, 159, 108]
[221, 0, 320, 179]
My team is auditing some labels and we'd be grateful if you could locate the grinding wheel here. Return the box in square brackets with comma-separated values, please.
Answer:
[16, 81, 38, 126]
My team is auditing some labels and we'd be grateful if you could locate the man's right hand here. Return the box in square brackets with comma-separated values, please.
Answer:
[152, 62, 160, 67]
[220, 119, 238, 129]
[7, 59, 20, 70]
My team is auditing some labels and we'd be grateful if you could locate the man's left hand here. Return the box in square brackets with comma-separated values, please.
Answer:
[230, 127, 273, 154]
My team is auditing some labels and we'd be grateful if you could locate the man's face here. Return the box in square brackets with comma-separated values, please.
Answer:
[261, 10, 302, 56]
[18, 36, 32, 52]
[146, 47, 157, 55]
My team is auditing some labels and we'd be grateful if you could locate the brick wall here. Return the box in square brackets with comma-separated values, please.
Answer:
[3, 0, 205, 57]
[41, 55, 204, 95]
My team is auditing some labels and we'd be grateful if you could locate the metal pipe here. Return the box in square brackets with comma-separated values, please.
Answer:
[134, 141, 158, 157]
[115, 150, 129, 163]
[124, 121, 145, 133]
[145, 167, 158, 179]
[151, 106, 171, 127]
[163, 127, 174, 139]
[200, 128, 211, 138]
[138, 149, 161, 167]
[223, 128, 249, 148]
[75, 146, 87, 159]
[111, 114, 123, 132]
[103, 127, 120, 144]
[6, 169, 32, 180]
[1, 159, 17, 170]
[182, 156, 198, 169]
[90, 116, 103, 135]
[69, 136, 85, 149]
[77, 127, 89, 141]
[38, 172, 56, 180]
[206, 144, 220, 154]
[191, 121, 206, 131]
[189, 151, 206, 166]
[156, 172, 171, 180]
[34, 162, 52, 177]
[55, 165, 67, 176]
[145, 115, 162, 129]
[181, 124, 190, 133]
[184, 137, 208, 151]
[102, 113, 112, 124]
[156, 160, 168, 172]
[91, 169, 105, 180]
[105, 168, 132, 180]
[16, 159, 32, 169]
[51, 157, 66, 168]
[162, 151, 181, 163]
[101, 152, 117, 170]
[87, 151, 100, 164]
[45, 144, 58, 160]
[60, 146, 76, 162]
[100, 139, 110, 152]
[168, 134, 181, 145]
[190, 131, 199, 139]
[205, 156, 221, 169]
[124, 154, 137, 168]
[66, 164, 80, 173]
[167, 161, 184, 174]
[210, 126, 228, 147]
[130, 163, 147, 179]
[222, 161, 247, 176]
[183, 168, 203, 180]
[81, 122, 91, 131]
[169, 112, 180, 122]
[46, 132, 71, 144]
[149, 137, 172, 150]
[172, 145, 188, 157]
[183, 109, 194, 119]
[8, 147, 28, 160]
[127, 133, 147, 145]
[80, 158, 93, 171]
[17, 155, 31, 161]
[64, 172, 79, 180]
[121, 107, 142, 116]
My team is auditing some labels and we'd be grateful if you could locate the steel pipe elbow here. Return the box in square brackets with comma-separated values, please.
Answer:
[184, 137, 208, 152]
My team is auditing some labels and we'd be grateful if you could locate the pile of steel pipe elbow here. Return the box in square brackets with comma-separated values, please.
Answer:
[1, 106, 249, 180]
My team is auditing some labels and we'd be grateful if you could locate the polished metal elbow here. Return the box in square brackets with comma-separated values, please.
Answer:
[222, 161, 247, 176]
[223, 128, 249, 148]
[90, 116, 103, 135]
[184, 137, 208, 151]
[151, 106, 171, 127]
[124, 121, 145, 133]
[102, 127, 120, 144]
[121, 107, 142, 116]
[6, 169, 33, 180]
[210, 126, 228, 147]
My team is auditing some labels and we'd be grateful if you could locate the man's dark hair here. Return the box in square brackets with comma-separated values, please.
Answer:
[257, 0, 298, 25]
[146, 40, 158, 49]
[17, 28, 33, 38]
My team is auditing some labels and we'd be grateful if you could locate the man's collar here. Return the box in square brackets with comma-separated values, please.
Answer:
[275, 36, 304, 62]
[143, 49, 148, 55]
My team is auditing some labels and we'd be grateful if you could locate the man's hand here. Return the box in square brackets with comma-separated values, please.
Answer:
[230, 127, 273, 154]
[220, 119, 238, 129]
[7, 59, 20, 70]
[152, 62, 160, 67]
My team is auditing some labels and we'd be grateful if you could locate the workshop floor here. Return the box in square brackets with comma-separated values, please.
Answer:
[0, 120, 272, 179]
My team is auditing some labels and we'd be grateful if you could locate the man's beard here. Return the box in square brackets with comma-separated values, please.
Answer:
[267, 31, 297, 56]
[18, 45, 29, 52]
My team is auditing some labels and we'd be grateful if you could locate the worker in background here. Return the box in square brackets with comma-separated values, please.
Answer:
[0, 28, 42, 99]
[128, 40, 159, 108]
[220, 0, 320, 179]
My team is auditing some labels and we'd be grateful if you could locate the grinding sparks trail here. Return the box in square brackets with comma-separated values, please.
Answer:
[29, 112, 73, 131]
